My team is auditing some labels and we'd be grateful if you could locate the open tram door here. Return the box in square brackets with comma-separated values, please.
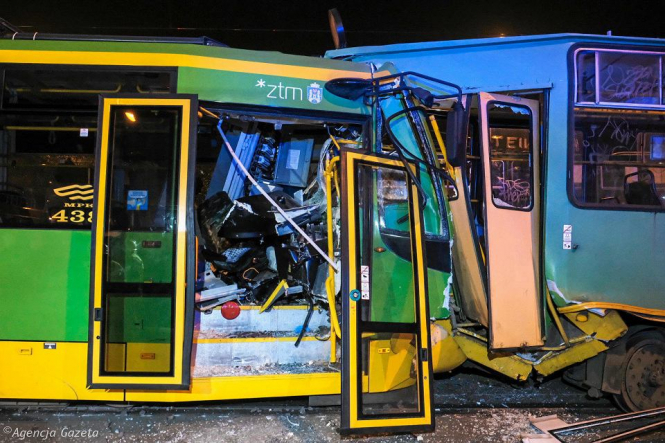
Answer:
[451, 92, 544, 350]
[87, 95, 197, 389]
[442, 92, 544, 350]
[477, 92, 543, 350]
[340, 151, 434, 434]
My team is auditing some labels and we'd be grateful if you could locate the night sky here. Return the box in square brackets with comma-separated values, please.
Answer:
[3, 0, 665, 55]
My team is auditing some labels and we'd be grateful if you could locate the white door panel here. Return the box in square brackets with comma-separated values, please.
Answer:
[479, 92, 543, 350]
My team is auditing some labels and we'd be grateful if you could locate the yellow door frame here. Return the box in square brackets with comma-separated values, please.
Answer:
[88, 95, 197, 390]
[340, 150, 434, 434]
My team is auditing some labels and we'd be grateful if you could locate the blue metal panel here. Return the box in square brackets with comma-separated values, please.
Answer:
[222, 132, 261, 200]
[329, 34, 665, 311]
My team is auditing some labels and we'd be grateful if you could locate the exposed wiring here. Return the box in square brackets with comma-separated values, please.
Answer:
[201, 107, 339, 272]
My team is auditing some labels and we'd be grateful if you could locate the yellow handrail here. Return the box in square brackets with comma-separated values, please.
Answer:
[324, 154, 342, 346]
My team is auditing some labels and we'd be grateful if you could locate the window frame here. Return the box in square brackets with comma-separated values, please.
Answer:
[568, 43, 665, 213]
[0, 63, 178, 230]
[573, 47, 664, 109]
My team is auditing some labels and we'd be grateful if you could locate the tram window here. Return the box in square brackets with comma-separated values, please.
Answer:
[598, 53, 660, 105]
[487, 102, 534, 210]
[377, 110, 453, 243]
[359, 164, 416, 324]
[376, 165, 451, 275]
[0, 113, 97, 228]
[0, 65, 175, 229]
[572, 108, 665, 209]
[106, 107, 180, 233]
[3, 68, 172, 110]
[377, 168, 410, 231]
[575, 49, 664, 106]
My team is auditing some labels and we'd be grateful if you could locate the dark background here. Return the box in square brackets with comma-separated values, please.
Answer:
[3, 1, 665, 55]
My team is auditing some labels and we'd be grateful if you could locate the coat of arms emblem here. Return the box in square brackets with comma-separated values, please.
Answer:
[307, 82, 323, 104]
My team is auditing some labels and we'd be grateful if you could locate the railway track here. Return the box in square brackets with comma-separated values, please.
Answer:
[0, 371, 632, 443]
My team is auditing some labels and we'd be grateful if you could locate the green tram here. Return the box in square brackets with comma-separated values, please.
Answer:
[0, 30, 455, 434]
[0, 28, 663, 435]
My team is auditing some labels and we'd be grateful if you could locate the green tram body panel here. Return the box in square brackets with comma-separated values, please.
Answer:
[328, 34, 665, 312]
[0, 230, 91, 341]
[0, 39, 371, 115]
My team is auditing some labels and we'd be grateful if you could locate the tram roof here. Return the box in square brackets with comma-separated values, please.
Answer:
[326, 33, 665, 60]
[0, 32, 371, 75]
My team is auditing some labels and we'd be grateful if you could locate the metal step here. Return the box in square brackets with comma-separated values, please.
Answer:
[192, 334, 334, 378]
[198, 305, 330, 337]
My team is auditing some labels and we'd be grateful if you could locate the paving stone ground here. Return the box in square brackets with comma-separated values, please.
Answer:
[1, 369, 662, 443]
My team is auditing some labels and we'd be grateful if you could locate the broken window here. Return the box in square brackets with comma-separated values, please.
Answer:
[487, 102, 534, 210]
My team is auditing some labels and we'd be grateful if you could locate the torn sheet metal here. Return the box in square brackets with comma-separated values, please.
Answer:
[547, 279, 607, 316]
[563, 310, 627, 342]
[197, 283, 248, 312]
[521, 415, 569, 443]
[546, 279, 571, 304]
[454, 334, 532, 381]
[442, 273, 453, 318]
[534, 339, 607, 377]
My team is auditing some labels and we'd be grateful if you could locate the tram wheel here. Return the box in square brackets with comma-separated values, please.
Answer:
[614, 331, 665, 411]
